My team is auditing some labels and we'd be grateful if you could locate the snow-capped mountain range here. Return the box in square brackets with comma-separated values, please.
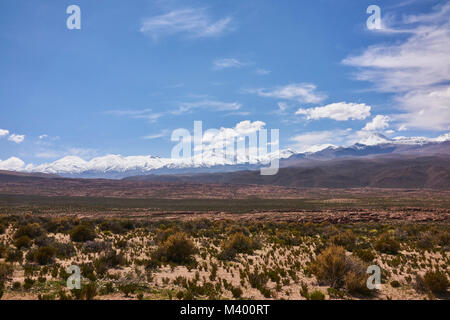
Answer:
[0, 133, 449, 178]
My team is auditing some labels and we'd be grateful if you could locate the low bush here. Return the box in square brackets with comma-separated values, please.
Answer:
[70, 224, 96, 242]
[6, 249, 23, 263]
[312, 245, 371, 296]
[71, 281, 98, 300]
[83, 241, 112, 253]
[53, 242, 76, 259]
[23, 278, 35, 290]
[0, 223, 6, 235]
[353, 248, 375, 263]
[309, 290, 325, 300]
[12, 281, 21, 291]
[0, 263, 13, 283]
[14, 223, 45, 240]
[152, 232, 196, 265]
[423, 270, 449, 294]
[118, 282, 138, 297]
[219, 232, 255, 260]
[231, 286, 243, 299]
[34, 246, 56, 265]
[330, 230, 357, 251]
[14, 236, 32, 249]
[374, 234, 400, 254]
[312, 245, 348, 288]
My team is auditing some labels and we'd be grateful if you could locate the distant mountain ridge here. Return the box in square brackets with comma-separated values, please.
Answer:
[125, 155, 450, 189]
[2, 132, 449, 179]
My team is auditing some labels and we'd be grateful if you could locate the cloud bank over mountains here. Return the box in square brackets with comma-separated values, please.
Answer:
[343, 3, 450, 130]
[1, 131, 448, 175]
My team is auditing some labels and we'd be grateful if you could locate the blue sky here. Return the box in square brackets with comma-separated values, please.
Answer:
[0, 0, 449, 168]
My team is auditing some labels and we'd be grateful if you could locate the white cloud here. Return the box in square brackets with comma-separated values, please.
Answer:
[394, 87, 450, 130]
[0, 157, 25, 171]
[290, 129, 352, 152]
[188, 120, 277, 164]
[363, 115, 390, 131]
[247, 83, 326, 104]
[142, 130, 169, 140]
[34, 146, 97, 160]
[295, 102, 371, 121]
[277, 102, 288, 112]
[140, 8, 233, 39]
[35, 151, 61, 159]
[213, 58, 245, 70]
[343, 3, 450, 130]
[106, 109, 164, 123]
[66, 148, 98, 158]
[8, 134, 25, 144]
[256, 68, 271, 75]
[39, 134, 48, 140]
[226, 111, 251, 116]
[0, 129, 9, 137]
[173, 100, 241, 115]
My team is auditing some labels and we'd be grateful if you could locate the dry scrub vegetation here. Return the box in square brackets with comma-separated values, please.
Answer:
[0, 214, 448, 300]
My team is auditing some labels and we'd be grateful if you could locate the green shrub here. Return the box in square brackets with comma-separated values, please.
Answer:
[331, 230, 357, 251]
[34, 246, 56, 265]
[23, 278, 35, 290]
[58, 290, 73, 300]
[71, 281, 98, 300]
[354, 249, 375, 263]
[14, 236, 32, 249]
[344, 271, 370, 296]
[248, 271, 268, 291]
[423, 270, 449, 294]
[0, 223, 6, 235]
[6, 249, 23, 263]
[12, 281, 21, 291]
[53, 242, 76, 259]
[99, 220, 125, 234]
[309, 290, 325, 300]
[312, 245, 348, 288]
[416, 232, 435, 250]
[231, 286, 243, 299]
[390, 280, 401, 288]
[153, 232, 196, 264]
[312, 245, 370, 296]
[327, 287, 345, 299]
[95, 249, 127, 270]
[375, 234, 400, 254]
[38, 293, 55, 300]
[82, 282, 97, 300]
[14, 223, 45, 240]
[176, 290, 184, 300]
[0, 263, 13, 283]
[219, 232, 254, 260]
[119, 282, 138, 297]
[70, 224, 96, 242]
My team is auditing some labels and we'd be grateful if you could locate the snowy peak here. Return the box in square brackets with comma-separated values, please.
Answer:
[358, 133, 391, 146]
[359, 132, 450, 146]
